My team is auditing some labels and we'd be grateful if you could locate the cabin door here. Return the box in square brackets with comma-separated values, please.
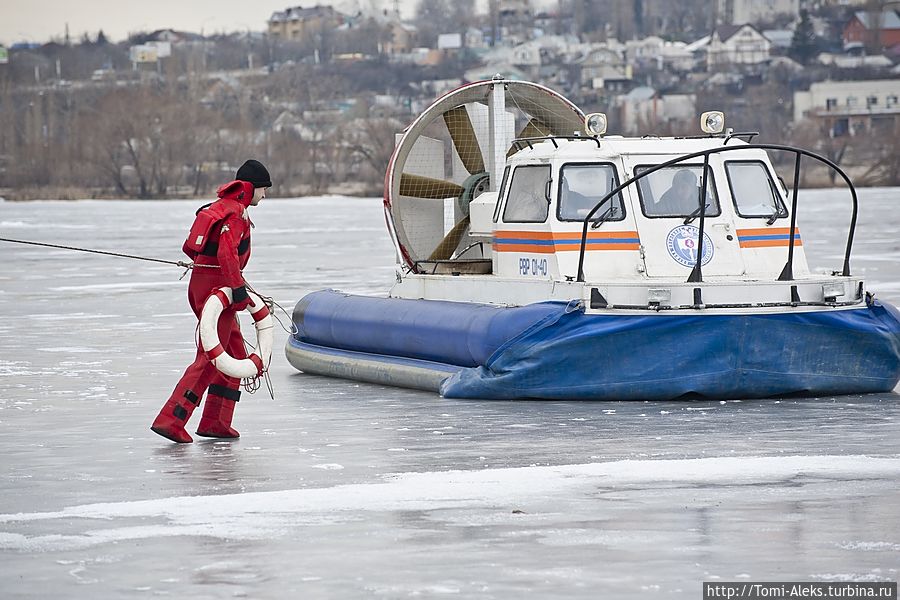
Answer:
[622, 155, 746, 278]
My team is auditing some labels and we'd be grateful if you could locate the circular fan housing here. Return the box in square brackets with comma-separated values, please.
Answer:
[384, 80, 585, 272]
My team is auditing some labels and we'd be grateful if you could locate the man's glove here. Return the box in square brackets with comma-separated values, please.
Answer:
[231, 285, 252, 312]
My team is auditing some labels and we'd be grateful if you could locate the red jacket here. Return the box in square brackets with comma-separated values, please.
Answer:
[184, 180, 253, 297]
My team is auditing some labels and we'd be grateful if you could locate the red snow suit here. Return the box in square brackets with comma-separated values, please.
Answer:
[151, 180, 255, 443]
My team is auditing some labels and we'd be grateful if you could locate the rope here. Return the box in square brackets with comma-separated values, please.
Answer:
[3, 235, 280, 399]
[238, 283, 292, 401]
[0, 237, 217, 271]
[245, 282, 299, 336]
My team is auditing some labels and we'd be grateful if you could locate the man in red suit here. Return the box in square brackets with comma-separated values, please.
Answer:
[151, 160, 272, 443]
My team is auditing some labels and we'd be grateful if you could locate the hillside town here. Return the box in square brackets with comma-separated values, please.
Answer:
[1, 0, 899, 199]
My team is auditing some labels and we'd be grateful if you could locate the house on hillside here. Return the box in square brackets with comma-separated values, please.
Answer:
[843, 10, 900, 51]
[345, 9, 418, 55]
[576, 45, 632, 92]
[499, 0, 532, 23]
[268, 6, 346, 42]
[479, 35, 570, 80]
[625, 36, 696, 72]
[272, 110, 318, 141]
[132, 29, 205, 44]
[497, 0, 535, 44]
[707, 24, 772, 69]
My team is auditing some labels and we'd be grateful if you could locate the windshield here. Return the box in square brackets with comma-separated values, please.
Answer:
[725, 161, 786, 219]
[635, 165, 721, 218]
[557, 163, 624, 222]
[503, 165, 551, 223]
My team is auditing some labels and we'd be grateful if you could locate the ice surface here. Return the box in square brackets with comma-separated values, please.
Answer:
[0, 192, 898, 598]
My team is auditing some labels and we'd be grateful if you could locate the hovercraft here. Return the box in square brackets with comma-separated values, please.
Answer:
[285, 79, 900, 400]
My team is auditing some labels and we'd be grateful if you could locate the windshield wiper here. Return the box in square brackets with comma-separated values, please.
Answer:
[683, 203, 710, 225]
[591, 205, 619, 229]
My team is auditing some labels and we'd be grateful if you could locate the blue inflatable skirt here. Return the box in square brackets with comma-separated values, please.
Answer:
[287, 290, 900, 400]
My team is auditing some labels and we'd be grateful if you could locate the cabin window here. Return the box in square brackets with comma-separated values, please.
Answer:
[502, 165, 551, 223]
[634, 164, 721, 218]
[725, 161, 787, 220]
[493, 166, 511, 223]
[557, 163, 625, 222]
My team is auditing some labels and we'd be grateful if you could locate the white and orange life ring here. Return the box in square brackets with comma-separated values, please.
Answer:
[199, 287, 274, 378]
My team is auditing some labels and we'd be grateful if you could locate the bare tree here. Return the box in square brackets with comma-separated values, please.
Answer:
[789, 119, 849, 186]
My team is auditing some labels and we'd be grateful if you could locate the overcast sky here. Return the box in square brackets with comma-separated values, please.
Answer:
[0, 0, 443, 46]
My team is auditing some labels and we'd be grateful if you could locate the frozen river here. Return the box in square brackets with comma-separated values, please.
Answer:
[0, 189, 898, 598]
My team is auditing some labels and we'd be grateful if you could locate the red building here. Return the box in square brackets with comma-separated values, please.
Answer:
[843, 10, 900, 49]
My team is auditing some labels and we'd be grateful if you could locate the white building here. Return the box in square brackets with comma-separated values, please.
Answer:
[707, 24, 772, 68]
[625, 36, 696, 72]
[481, 35, 572, 78]
[793, 79, 900, 136]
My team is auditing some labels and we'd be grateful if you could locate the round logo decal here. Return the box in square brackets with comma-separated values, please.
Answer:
[665, 225, 714, 268]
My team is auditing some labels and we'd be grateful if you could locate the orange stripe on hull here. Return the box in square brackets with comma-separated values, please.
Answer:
[735, 227, 800, 236]
[494, 244, 557, 253]
[739, 239, 803, 248]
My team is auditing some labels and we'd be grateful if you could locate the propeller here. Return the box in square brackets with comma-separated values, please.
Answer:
[427, 216, 471, 261]
[398, 173, 464, 199]
[443, 106, 485, 175]
[397, 105, 486, 204]
[398, 105, 490, 262]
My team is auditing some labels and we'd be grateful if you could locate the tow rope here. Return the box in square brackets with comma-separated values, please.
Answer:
[1, 235, 293, 399]
[0, 236, 218, 277]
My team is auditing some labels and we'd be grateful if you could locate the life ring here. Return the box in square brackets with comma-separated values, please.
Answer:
[199, 287, 274, 378]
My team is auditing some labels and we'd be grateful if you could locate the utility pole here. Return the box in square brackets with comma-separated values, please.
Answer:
[489, 0, 499, 46]
[556, 0, 563, 36]
[573, 0, 584, 39]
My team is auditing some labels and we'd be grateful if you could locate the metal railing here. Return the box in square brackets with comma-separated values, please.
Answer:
[510, 135, 602, 152]
[575, 143, 859, 287]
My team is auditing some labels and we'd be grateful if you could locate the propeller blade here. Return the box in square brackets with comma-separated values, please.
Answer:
[428, 216, 470, 261]
[399, 173, 464, 199]
[507, 118, 551, 157]
[443, 106, 485, 175]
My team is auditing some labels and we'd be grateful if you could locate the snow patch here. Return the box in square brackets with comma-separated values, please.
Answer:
[0, 455, 898, 553]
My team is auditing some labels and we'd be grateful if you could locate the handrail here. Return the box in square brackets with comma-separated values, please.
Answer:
[511, 135, 602, 151]
[674, 131, 760, 144]
[686, 152, 711, 291]
[575, 143, 859, 283]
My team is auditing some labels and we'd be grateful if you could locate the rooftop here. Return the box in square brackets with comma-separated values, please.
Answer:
[852, 10, 900, 30]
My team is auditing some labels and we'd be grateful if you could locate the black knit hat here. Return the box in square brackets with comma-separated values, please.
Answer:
[235, 159, 272, 188]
